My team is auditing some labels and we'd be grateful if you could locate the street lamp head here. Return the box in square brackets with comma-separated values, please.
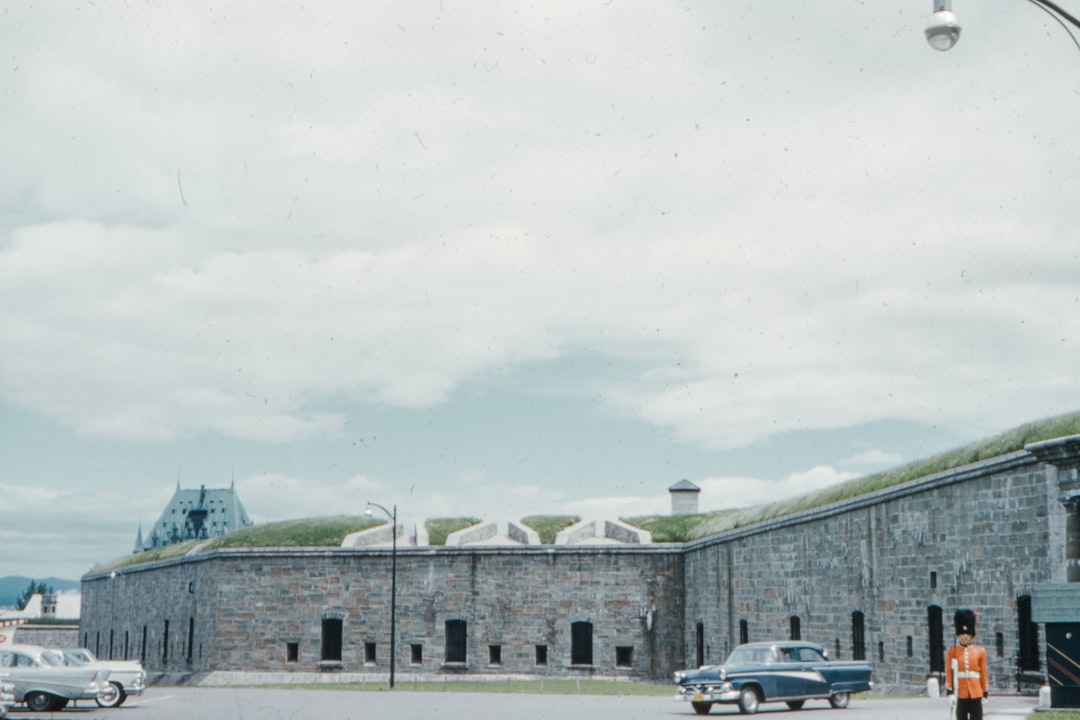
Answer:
[926, 0, 961, 51]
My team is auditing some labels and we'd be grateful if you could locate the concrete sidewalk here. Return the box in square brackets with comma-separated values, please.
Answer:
[972, 696, 1039, 719]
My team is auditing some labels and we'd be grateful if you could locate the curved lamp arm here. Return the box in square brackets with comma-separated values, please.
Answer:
[927, 0, 1080, 51]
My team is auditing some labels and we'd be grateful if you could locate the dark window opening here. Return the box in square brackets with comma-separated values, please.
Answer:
[321, 618, 343, 662]
[996, 632, 1005, 658]
[163, 620, 170, 663]
[571, 621, 593, 666]
[930, 571, 937, 589]
[187, 617, 194, 663]
[287, 642, 299, 662]
[616, 646, 633, 667]
[906, 636, 913, 657]
[790, 616, 801, 641]
[695, 622, 705, 667]
[411, 644, 423, 664]
[739, 620, 749, 645]
[928, 605, 944, 674]
[489, 645, 502, 665]
[1018, 595, 1040, 671]
[365, 642, 377, 663]
[535, 645, 548, 666]
[852, 611, 866, 661]
[878, 641, 885, 663]
[446, 620, 467, 663]
[835, 638, 842, 659]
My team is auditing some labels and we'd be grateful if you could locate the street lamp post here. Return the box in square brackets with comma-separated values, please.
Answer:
[365, 501, 397, 689]
[926, 0, 1080, 51]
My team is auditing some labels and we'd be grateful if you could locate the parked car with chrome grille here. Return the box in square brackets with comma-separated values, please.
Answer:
[47, 648, 146, 707]
[0, 644, 109, 712]
[674, 641, 873, 714]
[0, 675, 15, 719]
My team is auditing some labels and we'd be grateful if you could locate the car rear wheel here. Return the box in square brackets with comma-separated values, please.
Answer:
[829, 692, 851, 709]
[96, 681, 123, 708]
[737, 686, 761, 714]
[786, 700, 805, 710]
[25, 692, 60, 712]
[691, 701, 713, 714]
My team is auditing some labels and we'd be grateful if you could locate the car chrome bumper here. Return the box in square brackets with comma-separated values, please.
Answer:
[676, 687, 739, 703]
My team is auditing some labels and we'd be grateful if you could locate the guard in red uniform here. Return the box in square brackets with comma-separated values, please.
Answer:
[945, 609, 988, 720]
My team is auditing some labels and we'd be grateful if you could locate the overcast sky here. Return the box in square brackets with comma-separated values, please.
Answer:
[2, 1, 1079, 581]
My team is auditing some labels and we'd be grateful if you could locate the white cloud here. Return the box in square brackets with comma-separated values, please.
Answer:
[2, 0, 1079, 578]
[843, 449, 904, 467]
[697, 466, 860, 512]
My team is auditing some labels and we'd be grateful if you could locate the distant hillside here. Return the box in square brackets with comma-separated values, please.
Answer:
[0, 576, 80, 609]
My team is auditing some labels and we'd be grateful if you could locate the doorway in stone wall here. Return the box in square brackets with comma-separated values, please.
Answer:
[928, 605, 945, 675]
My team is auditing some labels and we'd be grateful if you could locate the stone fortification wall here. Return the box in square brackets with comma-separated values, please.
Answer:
[682, 449, 1064, 692]
[79, 438, 1080, 689]
[80, 545, 684, 680]
[12, 624, 80, 649]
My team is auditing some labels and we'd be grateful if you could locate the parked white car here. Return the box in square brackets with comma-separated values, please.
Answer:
[0, 675, 15, 719]
[48, 648, 146, 708]
[0, 644, 109, 712]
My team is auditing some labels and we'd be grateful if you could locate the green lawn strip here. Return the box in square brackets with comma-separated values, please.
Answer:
[229, 679, 672, 695]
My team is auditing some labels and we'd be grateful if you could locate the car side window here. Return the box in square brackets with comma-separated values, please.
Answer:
[796, 648, 826, 662]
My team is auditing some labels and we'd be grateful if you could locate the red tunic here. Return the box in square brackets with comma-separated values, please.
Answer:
[945, 643, 988, 698]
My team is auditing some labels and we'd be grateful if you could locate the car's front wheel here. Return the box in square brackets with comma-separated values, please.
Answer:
[25, 692, 60, 712]
[96, 681, 123, 708]
[737, 686, 761, 714]
[691, 701, 713, 715]
[829, 692, 851, 709]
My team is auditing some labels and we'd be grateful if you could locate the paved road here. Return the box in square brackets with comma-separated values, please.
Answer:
[6, 688, 1040, 720]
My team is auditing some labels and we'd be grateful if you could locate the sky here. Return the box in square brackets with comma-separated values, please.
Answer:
[2, 0, 1079, 581]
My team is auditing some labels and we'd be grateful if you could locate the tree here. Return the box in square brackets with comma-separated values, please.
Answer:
[15, 580, 53, 611]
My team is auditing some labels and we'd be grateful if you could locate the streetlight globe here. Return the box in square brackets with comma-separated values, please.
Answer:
[926, 9, 961, 51]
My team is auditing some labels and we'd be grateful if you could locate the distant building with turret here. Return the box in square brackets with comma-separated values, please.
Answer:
[134, 482, 253, 553]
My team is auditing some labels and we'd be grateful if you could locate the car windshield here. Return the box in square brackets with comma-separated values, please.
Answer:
[725, 646, 777, 665]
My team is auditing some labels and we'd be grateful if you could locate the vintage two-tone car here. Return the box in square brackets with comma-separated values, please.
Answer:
[0, 644, 110, 712]
[49, 648, 147, 707]
[674, 641, 873, 714]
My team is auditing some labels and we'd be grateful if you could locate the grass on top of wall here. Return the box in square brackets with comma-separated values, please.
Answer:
[425, 517, 483, 546]
[89, 411, 1080, 573]
[520, 515, 581, 544]
[202, 516, 379, 549]
[627, 410, 1080, 542]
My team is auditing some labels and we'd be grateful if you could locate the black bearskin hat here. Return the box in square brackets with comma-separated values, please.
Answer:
[954, 608, 977, 636]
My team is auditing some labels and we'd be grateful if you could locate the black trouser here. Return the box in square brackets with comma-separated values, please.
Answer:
[955, 697, 983, 720]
